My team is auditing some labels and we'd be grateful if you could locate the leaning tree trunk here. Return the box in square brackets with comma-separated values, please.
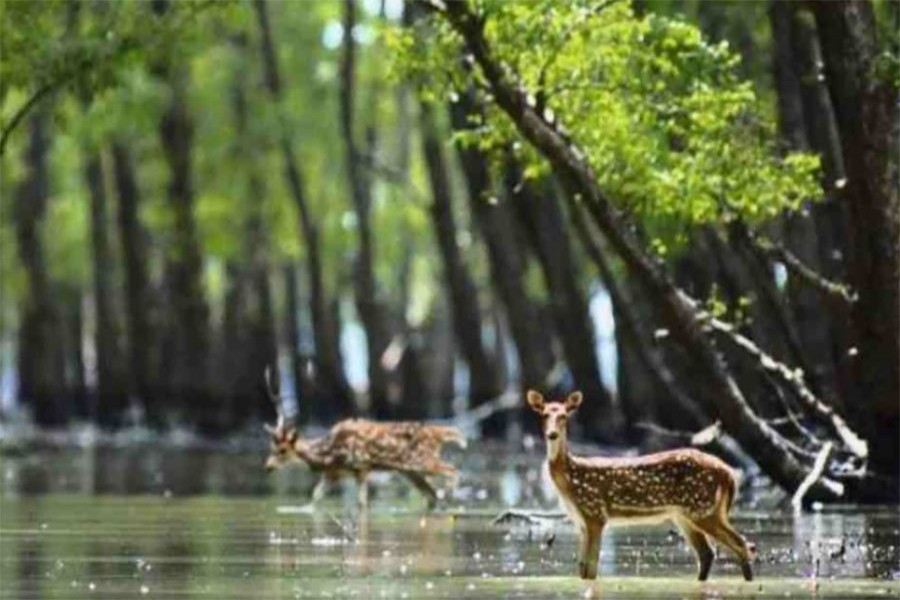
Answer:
[14, 112, 67, 427]
[433, 1, 839, 498]
[419, 102, 504, 412]
[339, 0, 393, 419]
[153, 0, 212, 433]
[450, 92, 557, 438]
[253, 0, 354, 420]
[813, 0, 900, 481]
[111, 141, 162, 427]
[509, 169, 623, 442]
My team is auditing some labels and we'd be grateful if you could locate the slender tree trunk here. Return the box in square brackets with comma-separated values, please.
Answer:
[813, 0, 900, 481]
[83, 150, 128, 427]
[770, 1, 809, 153]
[231, 45, 278, 428]
[221, 261, 248, 427]
[111, 141, 161, 427]
[450, 92, 557, 437]
[509, 169, 623, 441]
[339, 0, 392, 418]
[282, 262, 311, 425]
[14, 112, 67, 427]
[785, 5, 855, 407]
[153, 0, 212, 432]
[419, 102, 504, 411]
[253, 0, 354, 419]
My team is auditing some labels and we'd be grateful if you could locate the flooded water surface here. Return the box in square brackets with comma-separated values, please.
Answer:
[1, 443, 898, 599]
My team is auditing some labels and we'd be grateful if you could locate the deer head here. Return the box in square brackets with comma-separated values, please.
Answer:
[263, 367, 303, 472]
[527, 390, 583, 460]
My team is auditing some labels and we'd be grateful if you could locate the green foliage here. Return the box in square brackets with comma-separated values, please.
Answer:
[392, 0, 823, 252]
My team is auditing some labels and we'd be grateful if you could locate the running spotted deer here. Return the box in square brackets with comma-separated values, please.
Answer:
[263, 370, 464, 508]
[527, 390, 756, 581]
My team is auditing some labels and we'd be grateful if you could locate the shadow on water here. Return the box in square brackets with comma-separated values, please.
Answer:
[1, 443, 898, 599]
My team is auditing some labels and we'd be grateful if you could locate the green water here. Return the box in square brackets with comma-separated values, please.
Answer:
[1, 444, 898, 599]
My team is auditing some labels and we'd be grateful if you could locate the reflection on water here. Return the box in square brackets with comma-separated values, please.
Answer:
[1, 444, 898, 599]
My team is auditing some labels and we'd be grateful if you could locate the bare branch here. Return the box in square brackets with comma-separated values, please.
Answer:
[734, 222, 856, 306]
[792, 442, 838, 512]
[704, 315, 868, 459]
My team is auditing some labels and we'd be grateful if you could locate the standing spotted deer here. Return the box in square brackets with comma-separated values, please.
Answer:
[263, 370, 464, 508]
[527, 390, 756, 581]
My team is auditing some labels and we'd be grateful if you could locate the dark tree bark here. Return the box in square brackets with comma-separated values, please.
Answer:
[111, 141, 162, 427]
[83, 150, 128, 427]
[339, 0, 393, 419]
[63, 287, 89, 420]
[14, 112, 67, 427]
[770, 1, 809, 153]
[419, 102, 504, 412]
[221, 261, 248, 426]
[432, 0, 839, 498]
[450, 92, 557, 437]
[152, 0, 212, 432]
[780, 5, 855, 407]
[253, 0, 354, 419]
[813, 0, 900, 480]
[790, 6, 853, 294]
[508, 169, 623, 442]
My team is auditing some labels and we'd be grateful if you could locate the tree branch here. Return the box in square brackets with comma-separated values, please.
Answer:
[0, 81, 62, 157]
[703, 314, 868, 459]
[735, 221, 856, 306]
[792, 442, 837, 511]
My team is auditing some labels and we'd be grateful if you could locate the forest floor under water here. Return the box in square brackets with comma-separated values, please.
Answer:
[0, 440, 898, 599]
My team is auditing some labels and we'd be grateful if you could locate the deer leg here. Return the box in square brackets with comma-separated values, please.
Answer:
[310, 475, 329, 504]
[355, 471, 370, 508]
[404, 472, 438, 509]
[696, 517, 754, 581]
[676, 518, 715, 581]
[579, 521, 604, 580]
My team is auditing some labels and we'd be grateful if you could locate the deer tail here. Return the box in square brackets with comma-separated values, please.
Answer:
[718, 467, 740, 516]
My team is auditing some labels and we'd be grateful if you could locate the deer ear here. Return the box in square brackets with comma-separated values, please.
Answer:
[526, 390, 545, 413]
[565, 391, 583, 413]
[264, 423, 278, 436]
[287, 429, 298, 444]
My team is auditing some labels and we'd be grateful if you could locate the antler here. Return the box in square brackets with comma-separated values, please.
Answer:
[264, 366, 288, 435]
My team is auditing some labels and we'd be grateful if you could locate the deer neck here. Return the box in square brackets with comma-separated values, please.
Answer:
[293, 437, 324, 467]
[546, 431, 570, 471]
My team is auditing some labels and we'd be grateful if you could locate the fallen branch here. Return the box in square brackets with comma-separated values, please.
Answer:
[703, 315, 868, 459]
[791, 441, 836, 512]
[492, 509, 567, 526]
